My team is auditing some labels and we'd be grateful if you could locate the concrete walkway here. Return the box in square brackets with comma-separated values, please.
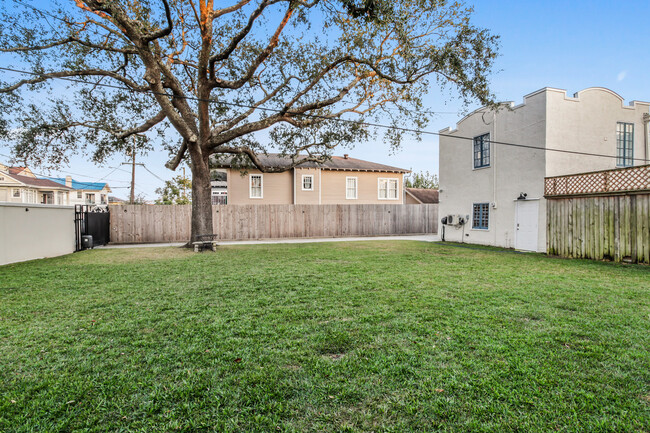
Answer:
[97, 234, 439, 249]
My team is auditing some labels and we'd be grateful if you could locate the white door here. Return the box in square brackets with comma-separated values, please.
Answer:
[515, 200, 539, 251]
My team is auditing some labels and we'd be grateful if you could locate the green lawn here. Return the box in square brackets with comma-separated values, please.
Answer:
[0, 241, 648, 432]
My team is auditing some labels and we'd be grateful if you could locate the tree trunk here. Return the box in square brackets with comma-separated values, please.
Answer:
[189, 152, 213, 243]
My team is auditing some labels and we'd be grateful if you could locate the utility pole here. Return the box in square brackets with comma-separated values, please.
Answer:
[130, 140, 136, 204]
[121, 138, 144, 203]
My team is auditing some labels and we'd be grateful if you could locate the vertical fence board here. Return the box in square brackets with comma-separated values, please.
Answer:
[546, 193, 649, 264]
[109, 204, 438, 245]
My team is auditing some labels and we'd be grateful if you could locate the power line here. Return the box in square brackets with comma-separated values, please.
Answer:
[0, 66, 648, 163]
[0, 152, 144, 190]
[9, 1, 461, 118]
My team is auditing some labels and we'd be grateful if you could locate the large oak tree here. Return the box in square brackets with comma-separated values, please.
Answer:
[0, 0, 498, 241]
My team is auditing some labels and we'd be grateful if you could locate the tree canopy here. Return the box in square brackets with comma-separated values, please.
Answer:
[0, 0, 499, 240]
[155, 174, 192, 205]
[405, 170, 439, 189]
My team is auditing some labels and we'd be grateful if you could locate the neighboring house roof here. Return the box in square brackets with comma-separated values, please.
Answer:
[48, 177, 110, 191]
[7, 167, 36, 178]
[405, 188, 439, 204]
[108, 195, 125, 203]
[5, 172, 72, 189]
[213, 154, 409, 173]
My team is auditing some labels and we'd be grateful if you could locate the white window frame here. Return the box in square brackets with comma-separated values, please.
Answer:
[85, 193, 96, 204]
[77, 190, 82, 199]
[302, 174, 314, 191]
[249, 174, 263, 199]
[346, 176, 358, 200]
[12, 188, 21, 198]
[377, 178, 399, 200]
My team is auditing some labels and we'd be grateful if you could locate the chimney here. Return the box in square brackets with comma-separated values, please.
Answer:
[65, 175, 72, 187]
[343, 154, 349, 159]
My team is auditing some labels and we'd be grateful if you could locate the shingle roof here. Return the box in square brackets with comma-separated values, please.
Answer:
[8, 167, 27, 175]
[5, 173, 72, 189]
[49, 177, 109, 191]
[213, 154, 409, 173]
[405, 188, 439, 204]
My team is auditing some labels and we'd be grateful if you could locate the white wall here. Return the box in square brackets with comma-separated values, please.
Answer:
[545, 88, 650, 176]
[439, 87, 650, 252]
[439, 90, 547, 251]
[0, 203, 75, 266]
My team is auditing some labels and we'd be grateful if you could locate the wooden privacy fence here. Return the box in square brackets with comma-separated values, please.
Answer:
[109, 204, 438, 244]
[545, 165, 649, 264]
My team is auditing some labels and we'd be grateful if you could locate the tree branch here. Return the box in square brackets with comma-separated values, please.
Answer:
[142, 0, 173, 44]
[211, 2, 293, 89]
[0, 69, 149, 94]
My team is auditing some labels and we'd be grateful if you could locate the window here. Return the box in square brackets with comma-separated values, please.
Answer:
[378, 178, 399, 200]
[85, 193, 95, 204]
[250, 174, 263, 198]
[12, 188, 21, 198]
[100, 194, 107, 204]
[472, 203, 490, 230]
[77, 191, 82, 199]
[302, 175, 313, 191]
[616, 122, 634, 167]
[346, 177, 357, 199]
[473, 133, 490, 168]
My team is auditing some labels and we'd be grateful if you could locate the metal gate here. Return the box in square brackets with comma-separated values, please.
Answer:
[75, 205, 110, 251]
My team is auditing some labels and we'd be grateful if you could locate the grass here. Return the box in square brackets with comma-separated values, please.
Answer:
[0, 241, 648, 432]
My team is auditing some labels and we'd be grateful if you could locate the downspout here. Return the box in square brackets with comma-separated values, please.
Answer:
[318, 169, 322, 205]
[492, 110, 498, 247]
[293, 168, 296, 204]
[643, 113, 650, 164]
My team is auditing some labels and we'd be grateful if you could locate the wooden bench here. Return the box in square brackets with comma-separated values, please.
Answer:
[192, 234, 219, 252]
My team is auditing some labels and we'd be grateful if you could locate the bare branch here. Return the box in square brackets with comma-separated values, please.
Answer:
[211, 2, 293, 89]
[142, 0, 173, 44]
[0, 69, 149, 94]
[115, 110, 167, 139]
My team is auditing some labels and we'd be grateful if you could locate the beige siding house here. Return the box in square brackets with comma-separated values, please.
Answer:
[212, 154, 409, 205]
[0, 165, 72, 205]
[439, 87, 650, 252]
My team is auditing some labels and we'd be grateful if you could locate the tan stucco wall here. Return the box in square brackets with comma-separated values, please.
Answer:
[226, 168, 293, 204]
[439, 89, 547, 251]
[320, 170, 403, 204]
[0, 203, 75, 266]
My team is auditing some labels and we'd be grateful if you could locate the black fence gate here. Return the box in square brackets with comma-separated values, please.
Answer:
[75, 205, 110, 251]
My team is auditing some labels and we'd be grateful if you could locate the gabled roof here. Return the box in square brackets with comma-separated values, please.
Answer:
[405, 188, 439, 204]
[213, 154, 409, 173]
[7, 167, 36, 178]
[49, 177, 110, 191]
[5, 172, 72, 189]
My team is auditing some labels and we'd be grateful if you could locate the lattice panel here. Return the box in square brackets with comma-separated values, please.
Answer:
[606, 166, 649, 192]
[565, 172, 605, 194]
[545, 165, 650, 196]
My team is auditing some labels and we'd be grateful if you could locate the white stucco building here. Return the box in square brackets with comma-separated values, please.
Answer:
[438, 87, 650, 252]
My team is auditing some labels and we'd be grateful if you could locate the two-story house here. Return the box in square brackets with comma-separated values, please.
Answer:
[212, 154, 409, 204]
[0, 165, 72, 205]
[439, 87, 650, 252]
[49, 176, 112, 207]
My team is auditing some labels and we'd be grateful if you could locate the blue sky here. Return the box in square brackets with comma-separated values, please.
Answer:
[2, 0, 649, 200]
